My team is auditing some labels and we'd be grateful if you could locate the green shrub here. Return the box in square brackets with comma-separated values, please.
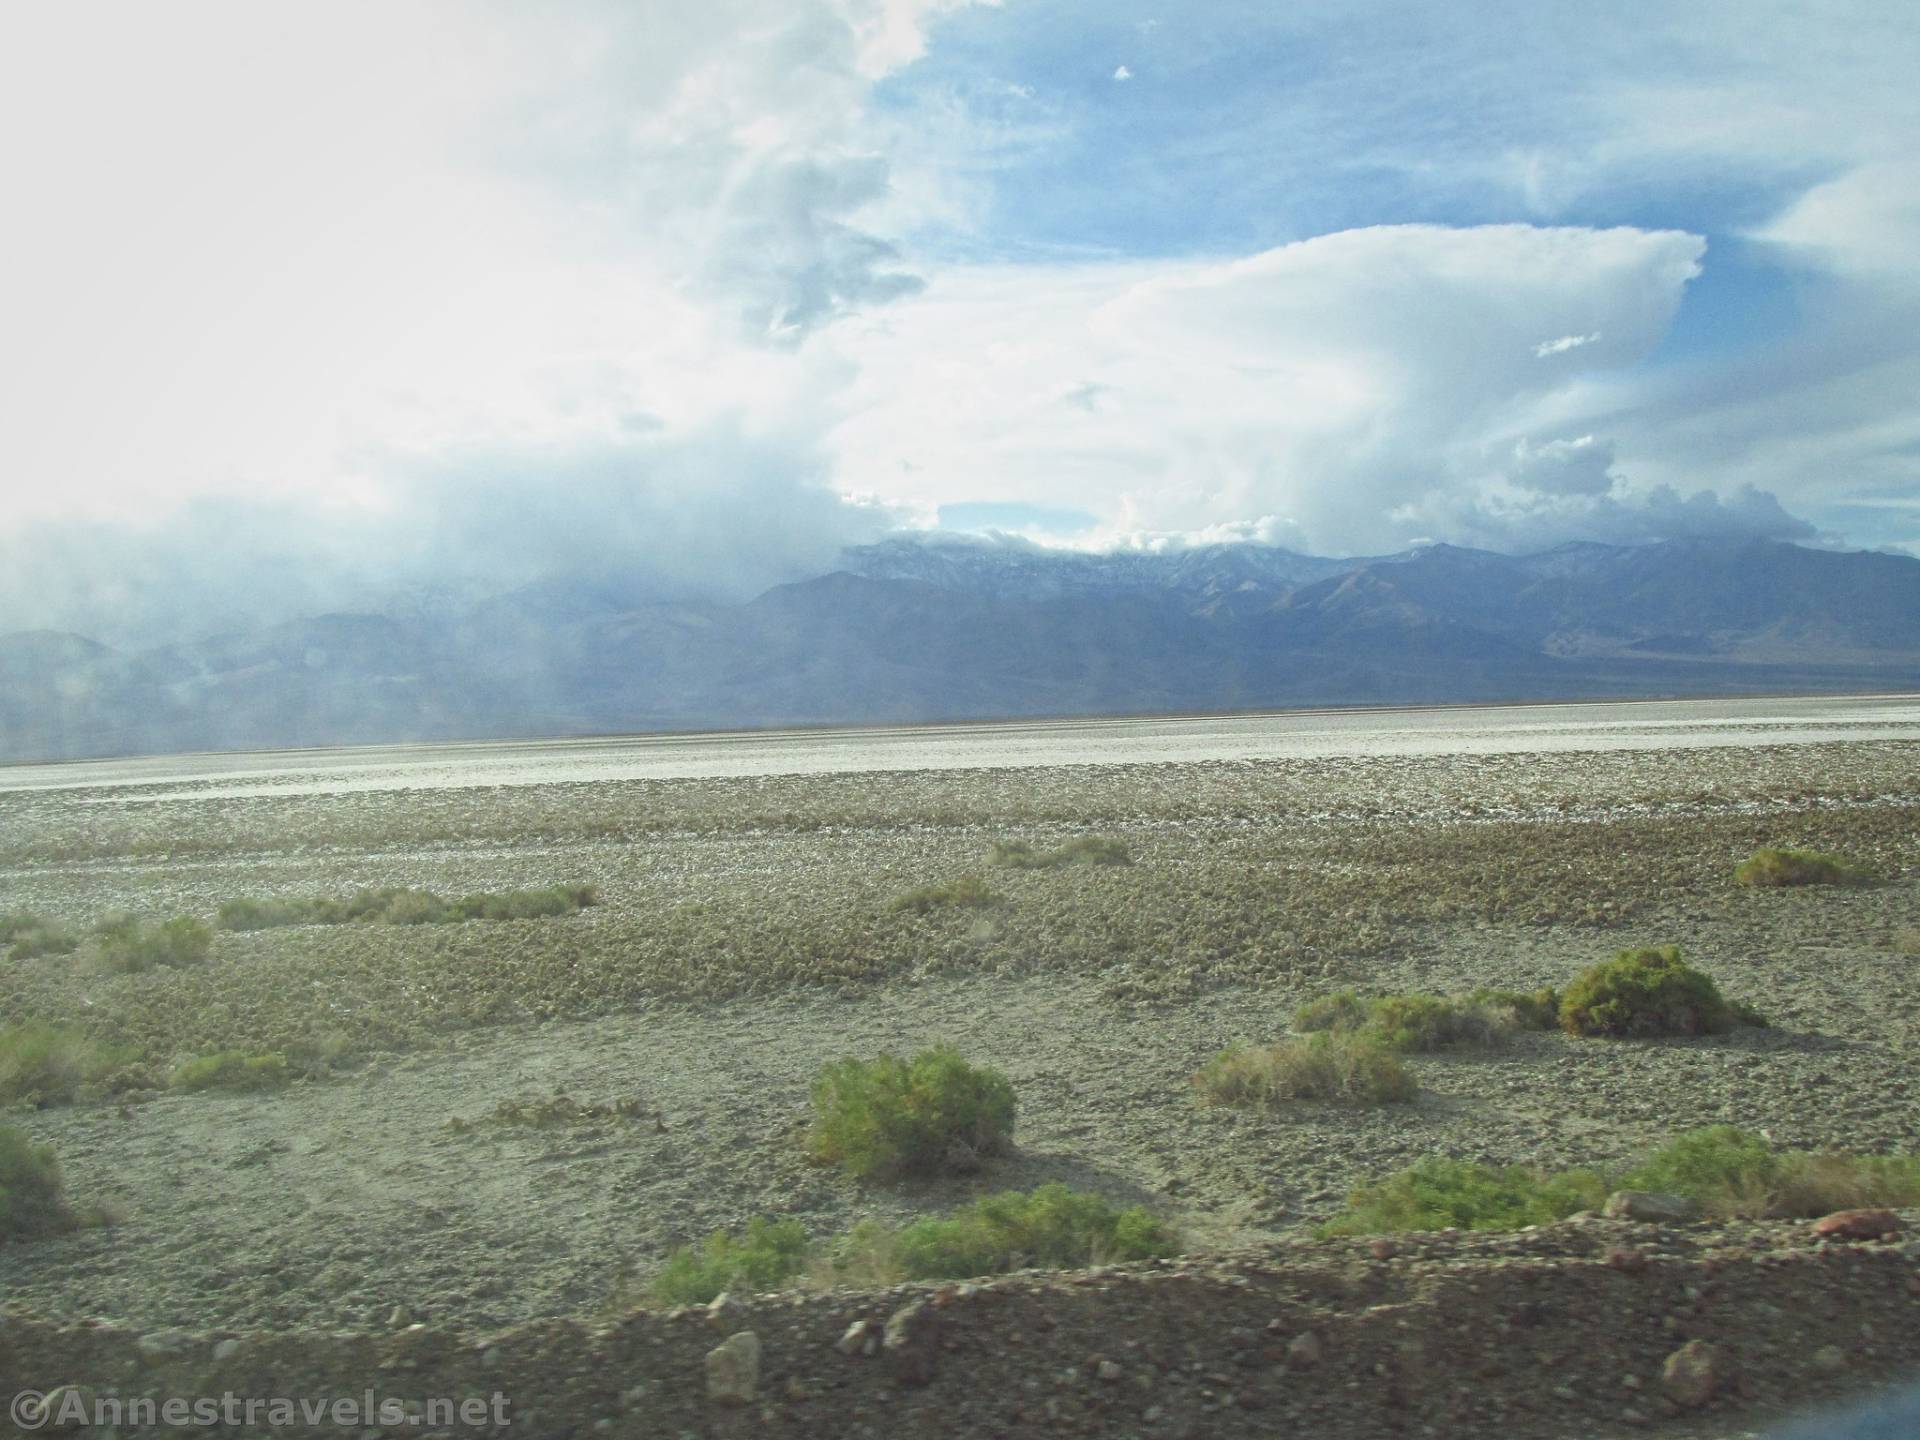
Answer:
[0, 1125, 77, 1239]
[169, 1050, 292, 1093]
[889, 875, 997, 915]
[0, 914, 79, 961]
[838, 1184, 1177, 1282]
[988, 837, 1132, 869]
[1558, 946, 1764, 1038]
[95, 915, 213, 973]
[0, 1023, 134, 1105]
[1734, 848, 1869, 888]
[1319, 1157, 1608, 1236]
[1293, 990, 1516, 1051]
[1293, 990, 1372, 1034]
[807, 1046, 1016, 1179]
[652, 1217, 812, 1305]
[1621, 1126, 1920, 1218]
[218, 884, 598, 931]
[1194, 1032, 1416, 1106]
[1466, 987, 1562, 1031]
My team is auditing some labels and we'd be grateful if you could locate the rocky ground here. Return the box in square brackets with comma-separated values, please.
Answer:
[2, 736, 1918, 1435]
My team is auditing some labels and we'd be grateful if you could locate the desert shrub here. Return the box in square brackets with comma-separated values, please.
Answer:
[807, 1046, 1016, 1179]
[169, 1050, 292, 1093]
[1558, 946, 1765, 1038]
[1293, 989, 1372, 1034]
[218, 884, 598, 931]
[448, 1091, 652, 1132]
[838, 1184, 1178, 1282]
[0, 914, 80, 961]
[1194, 1032, 1416, 1106]
[651, 1217, 812, 1305]
[1466, 987, 1562, 1031]
[95, 915, 213, 973]
[0, 1023, 134, 1105]
[988, 837, 1132, 869]
[1320, 1157, 1608, 1236]
[1294, 990, 1514, 1051]
[1363, 995, 1513, 1052]
[889, 875, 997, 915]
[1734, 848, 1869, 888]
[0, 1125, 77, 1239]
[1622, 1127, 1920, 1218]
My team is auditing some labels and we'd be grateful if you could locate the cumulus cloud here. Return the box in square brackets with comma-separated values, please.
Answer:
[828, 222, 1770, 555]
[1534, 333, 1600, 358]
[1113, 65, 1133, 81]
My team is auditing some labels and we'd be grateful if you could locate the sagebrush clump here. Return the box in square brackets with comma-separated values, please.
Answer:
[1194, 1032, 1416, 1106]
[650, 1217, 812, 1305]
[1733, 847, 1869, 888]
[1320, 1156, 1608, 1236]
[988, 836, 1132, 869]
[808, 1046, 1016, 1179]
[837, 1183, 1178, 1282]
[889, 875, 997, 915]
[1558, 945, 1765, 1038]
[0, 1125, 78, 1239]
[169, 1051, 293, 1093]
[0, 1023, 135, 1105]
[0, 913, 79, 961]
[1292, 989, 1525, 1052]
[218, 883, 598, 932]
[94, 915, 213, 974]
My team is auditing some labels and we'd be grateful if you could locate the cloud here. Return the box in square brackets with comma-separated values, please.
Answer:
[1113, 65, 1133, 81]
[1534, 333, 1600, 358]
[829, 222, 1756, 555]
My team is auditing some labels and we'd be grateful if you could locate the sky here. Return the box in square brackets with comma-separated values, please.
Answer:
[1, 0, 1917, 640]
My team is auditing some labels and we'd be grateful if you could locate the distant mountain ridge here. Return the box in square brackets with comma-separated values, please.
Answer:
[3, 535, 1918, 762]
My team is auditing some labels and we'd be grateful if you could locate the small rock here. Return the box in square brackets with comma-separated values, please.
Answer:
[707, 1292, 746, 1326]
[387, 1304, 413, 1329]
[212, 1337, 244, 1362]
[1604, 1191, 1701, 1224]
[1368, 1239, 1398, 1261]
[1606, 1247, 1649, 1273]
[1812, 1209, 1904, 1241]
[883, 1300, 942, 1387]
[1097, 1360, 1124, 1383]
[1812, 1344, 1847, 1376]
[1661, 1339, 1724, 1409]
[705, 1331, 762, 1407]
[1286, 1332, 1323, 1371]
[837, 1319, 877, 1356]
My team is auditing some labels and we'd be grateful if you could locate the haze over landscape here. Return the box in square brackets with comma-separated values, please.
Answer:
[2, 1, 1918, 762]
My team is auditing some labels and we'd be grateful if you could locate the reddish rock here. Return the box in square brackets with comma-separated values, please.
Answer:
[1369, 1239, 1399, 1261]
[1811, 1209, 1903, 1241]
[1286, 1332, 1324, 1371]
[1606, 1247, 1649, 1274]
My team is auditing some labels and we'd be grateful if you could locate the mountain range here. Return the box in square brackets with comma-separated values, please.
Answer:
[3, 535, 1918, 762]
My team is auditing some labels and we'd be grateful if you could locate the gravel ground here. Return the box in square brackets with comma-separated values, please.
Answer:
[2, 736, 1918, 1437]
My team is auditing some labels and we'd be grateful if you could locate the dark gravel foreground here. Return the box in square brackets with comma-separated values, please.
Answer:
[6, 1217, 1919, 1439]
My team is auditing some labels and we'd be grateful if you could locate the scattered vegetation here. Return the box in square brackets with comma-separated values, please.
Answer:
[888, 875, 997, 915]
[643, 1185, 1178, 1303]
[168, 1050, 293, 1093]
[1323, 1127, 1920, 1235]
[1292, 988, 1523, 1051]
[988, 836, 1132, 869]
[447, 1091, 654, 1133]
[0, 913, 79, 961]
[0, 1023, 136, 1106]
[93, 914, 213, 974]
[807, 1046, 1016, 1179]
[1734, 847, 1869, 888]
[0, 1125, 80, 1240]
[837, 1183, 1179, 1282]
[1320, 1156, 1609, 1236]
[1558, 945, 1766, 1038]
[1465, 987, 1563, 1031]
[1194, 1032, 1416, 1106]
[650, 1217, 812, 1305]
[1890, 928, 1920, 957]
[217, 884, 598, 932]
